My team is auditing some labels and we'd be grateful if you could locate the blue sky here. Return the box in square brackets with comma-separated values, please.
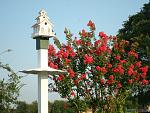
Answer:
[0, 0, 149, 103]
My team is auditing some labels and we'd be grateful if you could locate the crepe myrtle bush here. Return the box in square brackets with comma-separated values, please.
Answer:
[48, 20, 149, 113]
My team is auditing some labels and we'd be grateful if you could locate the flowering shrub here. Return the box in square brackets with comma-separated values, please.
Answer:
[48, 20, 149, 113]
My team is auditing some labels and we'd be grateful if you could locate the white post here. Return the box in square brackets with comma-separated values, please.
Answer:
[37, 49, 48, 113]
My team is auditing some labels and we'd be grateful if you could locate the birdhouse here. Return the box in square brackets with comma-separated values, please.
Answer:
[32, 10, 55, 38]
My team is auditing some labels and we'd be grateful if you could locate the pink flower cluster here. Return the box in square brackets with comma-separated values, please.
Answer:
[48, 20, 149, 101]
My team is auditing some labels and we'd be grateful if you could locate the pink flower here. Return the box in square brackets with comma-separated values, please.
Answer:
[57, 75, 63, 81]
[141, 73, 147, 79]
[99, 44, 107, 52]
[142, 79, 149, 85]
[107, 80, 112, 85]
[96, 66, 101, 71]
[100, 67, 107, 74]
[120, 60, 127, 63]
[62, 51, 69, 58]
[88, 32, 93, 37]
[114, 89, 118, 94]
[87, 20, 92, 26]
[65, 45, 73, 51]
[87, 20, 95, 30]
[54, 58, 60, 64]
[71, 91, 76, 96]
[117, 83, 122, 89]
[121, 50, 125, 53]
[128, 69, 133, 76]
[133, 70, 137, 76]
[135, 75, 140, 81]
[48, 62, 58, 69]
[112, 64, 124, 75]
[81, 29, 86, 38]
[74, 79, 78, 85]
[86, 42, 92, 46]
[113, 36, 117, 40]
[94, 40, 101, 46]
[114, 43, 118, 49]
[75, 39, 82, 45]
[48, 45, 56, 56]
[129, 64, 134, 69]
[48, 44, 55, 51]
[68, 69, 75, 78]
[119, 68, 124, 75]
[65, 58, 70, 64]
[140, 66, 148, 73]
[99, 32, 106, 37]
[96, 48, 101, 56]
[70, 51, 76, 58]
[81, 74, 87, 79]
[128, 64, 134, 76]
[128, 79, 133, 85]
[128, 50, 138, 58]
[100, 79, 105, 84]
[135, 61, 141, 68]
[117, 64, 122, 69]
[109, 75, 114, 81]
[108, 63, 112, 68]
[125, 40, 129, 45]
[115, 55, 121, 61]
[84, 54, 93, 64]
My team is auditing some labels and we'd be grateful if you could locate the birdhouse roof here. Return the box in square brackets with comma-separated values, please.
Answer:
[32, 9, 54, 28]
[32, 19, 54, 28]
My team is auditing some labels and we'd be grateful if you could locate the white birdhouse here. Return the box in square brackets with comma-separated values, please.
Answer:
[32, 10, 55, 38]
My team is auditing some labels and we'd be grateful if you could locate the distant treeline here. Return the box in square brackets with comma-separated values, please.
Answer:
[13, 100, 76, 113]
[9, 97, 139, 113]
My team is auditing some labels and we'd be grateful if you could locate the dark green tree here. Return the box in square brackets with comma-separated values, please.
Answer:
[51, 100, 66, 113]
[118, 1, 150, 110]
[15, 101, 38, 113]
[15, 101, 28, 113]
[28, 101, 38, 113]
[118, 1, 150, 67]
[51, 100, 75, 113]
[0, 62, 22, 113]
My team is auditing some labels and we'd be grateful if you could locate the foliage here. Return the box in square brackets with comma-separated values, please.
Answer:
[0, 62, 22, 113]
[138, 90, 150, 106]
[14, 100, 139, 113]
[51, 100, 75, 113]
[118, 1, 150, 108]
[14, 100, 75, 113]
[118, 1, 150, 67]
[15, 101, 28, 113]
[28, 101, 38, 113]
[125, 96, 138, 110]
[48, 20, 149, 113]
[15, 101, 38, 113]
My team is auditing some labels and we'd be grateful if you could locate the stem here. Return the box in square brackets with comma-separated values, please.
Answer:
[92, 104, 97, 113]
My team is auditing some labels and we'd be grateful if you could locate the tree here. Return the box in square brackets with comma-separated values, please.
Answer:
[28, 101, 38, 113]
[15, 101, 28, 113]
[48, 20, 149, 113]
[50, 100, 75, 113]
[118, 1, 150, 110]
[15, 101, 38, 113]
[118, 1, 150, 67]
[15, 100, 75, 113]
[0, 62, 22, 113]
